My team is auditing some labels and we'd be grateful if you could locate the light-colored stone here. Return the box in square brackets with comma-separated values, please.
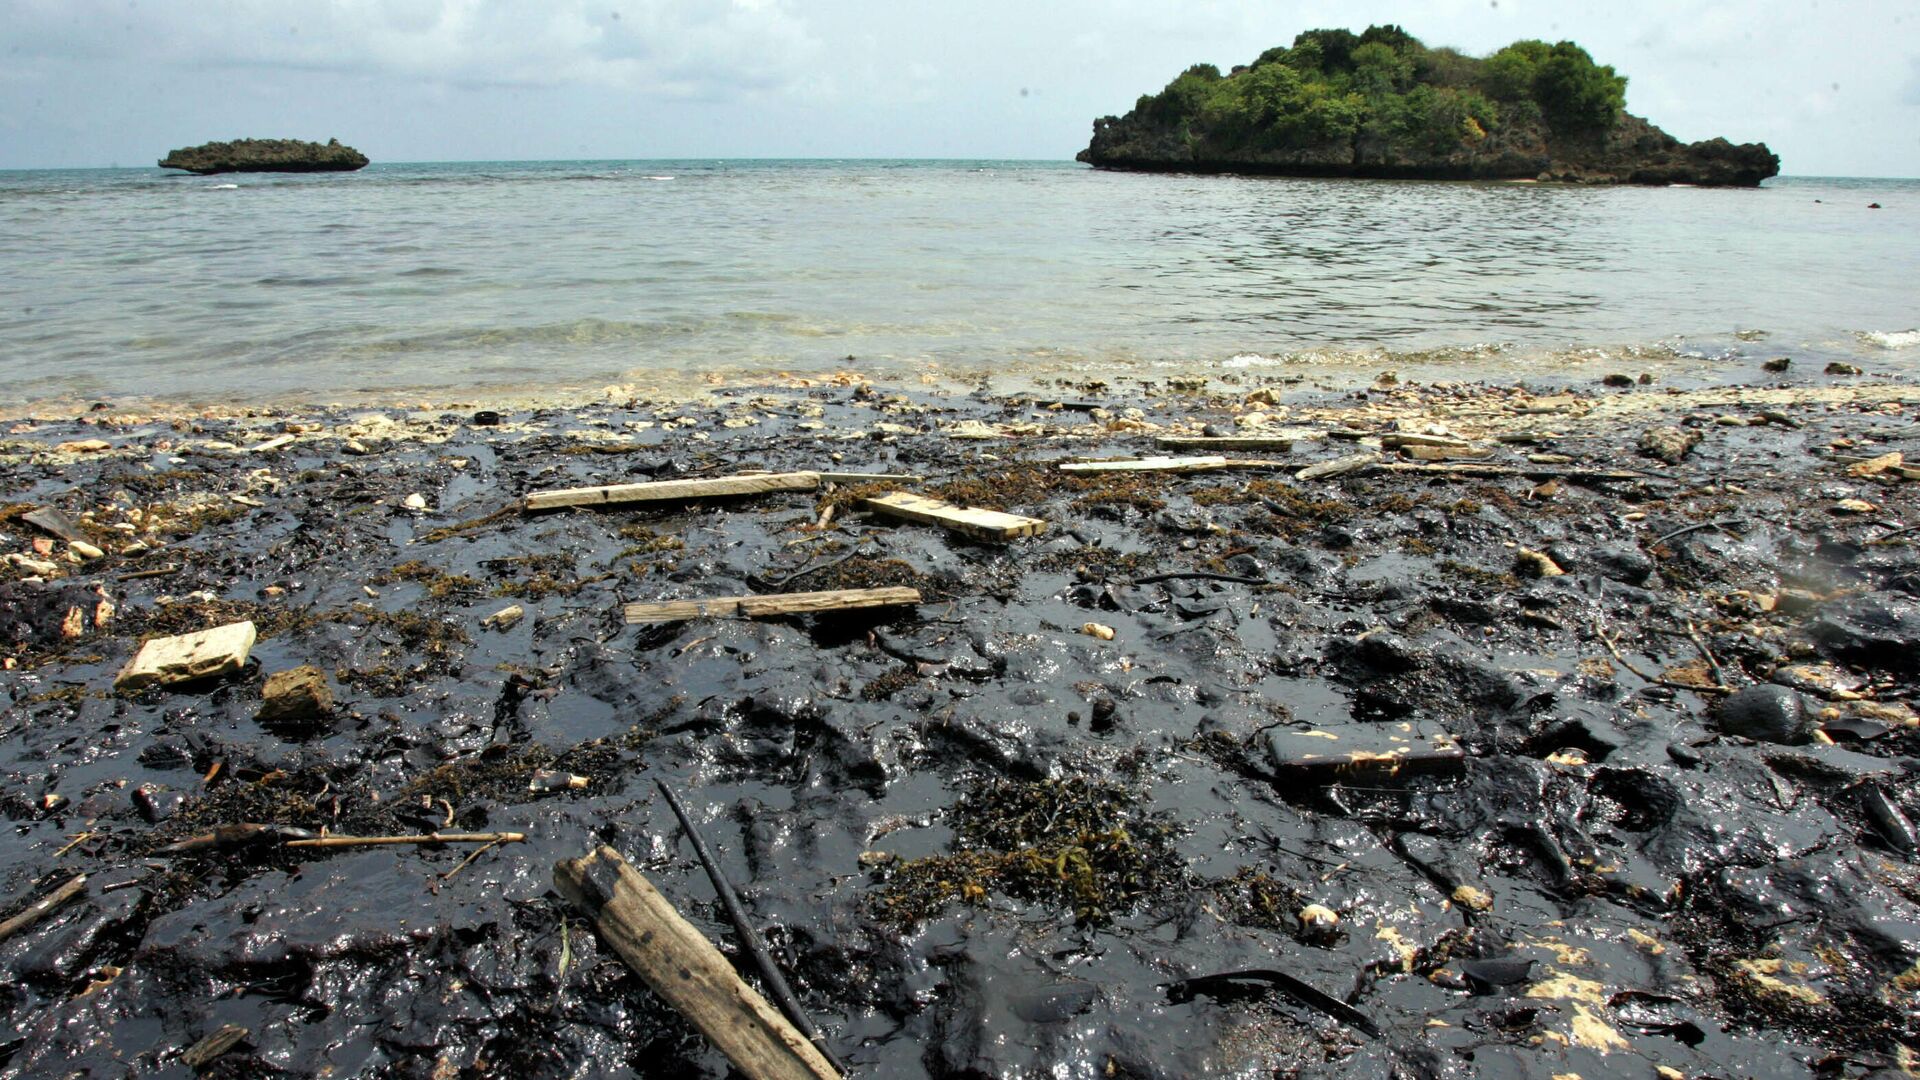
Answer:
[403, 493, 429, 511]
[69, 541, 104, 560]
[116, 621, 257, 691]
[483, 604, 525, 631]
[257, 665, 333, 724]
[6, 554, 61, 577]
[53, 439, 111, 454]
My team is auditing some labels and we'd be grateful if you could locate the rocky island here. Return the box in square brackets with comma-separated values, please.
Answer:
[1080, 26, 1779, 186]
[158, 138, 369, 175]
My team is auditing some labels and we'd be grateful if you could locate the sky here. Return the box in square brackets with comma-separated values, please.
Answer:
[2, 0, 1915, 176]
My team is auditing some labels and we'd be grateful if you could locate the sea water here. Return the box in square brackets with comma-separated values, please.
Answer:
[0, 159, 1914, 406]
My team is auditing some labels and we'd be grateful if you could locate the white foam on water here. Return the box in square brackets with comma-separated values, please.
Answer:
[1223, 352, 1282, 368]
[642, 176, 674, 181]
[1859, 329, 1920, 350]
[210, 183, 239, 190]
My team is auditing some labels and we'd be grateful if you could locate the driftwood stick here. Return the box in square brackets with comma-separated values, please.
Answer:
[554, 845, 841, 1080]
[0, 873, 87, 943]
[284, 831, 526, 848]
[1595, 626, 1732, 695]
[1131, 571, 1267, 587]
[1654, 517, 1745, 547]
[657, 780, 846, 1075]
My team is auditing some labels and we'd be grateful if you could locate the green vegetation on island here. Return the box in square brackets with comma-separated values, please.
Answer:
[159, 138, 369, 175]
[1080, 26, 1778, 186]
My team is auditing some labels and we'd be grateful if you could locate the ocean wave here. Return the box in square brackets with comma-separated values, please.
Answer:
[1859, 329, 1920, 350]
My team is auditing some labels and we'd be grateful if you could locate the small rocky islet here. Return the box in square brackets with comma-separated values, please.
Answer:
[157, 138, 368, 175]
[0, 366, 1917, 1076]
[1081, 25, 1779, 186]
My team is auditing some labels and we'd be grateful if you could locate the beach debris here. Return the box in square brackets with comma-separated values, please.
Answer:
[1637, 426, 1700, 464]
[341, 438, 371, 455]
[178, 1025, 250, 1070]
[624, 587, 921, 625]
[1080, 622, 1116, 640]
[482, 604, 525, 631]
[1825, 362, 1863, 375]
[1514, 549, 1565, 578]
[1400, 444, 1493, 462]
[1154, 434, 1307, 452]
[1295, 451, 1381, 481]
[283, 831, 526, 849]
[69, 540, 104, 560]
[256, 665, 333, 725]
[5, 554, 62, 578]
[158, 823, 316, 855]
[1297, 903, 1340, 939]
[528, 769, 589, 794]
[1059, 456, 1231, 474]
[525, 470, 821, 512]
[402, 493, 429, 511]
[1824, 452, 1920, 480]
[52, 439, 111, 454]
[863, 491, 1046, 540]
[247, 434, 295, 453]
[1846, 452, 1905, 477]
[1763, 357, 1792, 372]
[472, 410, 501, 426]
[115, 620, 258, 691]
[1833, 498, 1877, 513]
[657, 780, 847, 1075]
[0, 874, 88, 944]
[1859, 784, 1918, 853]
[1165, 968, 1380, 1039]
[1265, 721, 1465, 778]
[133, 784, 184, 823]
[554, 844, 843, 1080]
[20, 508, 84, 543]
[1715, 686, 1813, 744]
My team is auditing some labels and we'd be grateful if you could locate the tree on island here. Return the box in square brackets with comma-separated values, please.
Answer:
[1080, 26, 1775, 186]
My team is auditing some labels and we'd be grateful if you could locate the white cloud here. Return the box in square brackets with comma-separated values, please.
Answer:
[3, 0, 822, 98]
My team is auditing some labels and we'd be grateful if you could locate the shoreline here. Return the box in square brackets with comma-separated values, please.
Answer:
[3, 375, 1918, 1076]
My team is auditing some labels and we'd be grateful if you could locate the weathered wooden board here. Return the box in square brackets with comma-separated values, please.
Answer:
[20, 507, 84, 543]
[1059, 456, 1231, 474]
[555, 846, 842, 1080]
[1266, 721, 1465, 778]
[1401, 444, 1495, 462]
[862, 492, 1046, 540]
[1154, 435, 1304, 452]
[1295, 452, 1383, 482]
[1380, 433, 1475, 450]
[624, 587, 920, 624]
[116, 620, 257, 691]
[525, 471, 821, 512]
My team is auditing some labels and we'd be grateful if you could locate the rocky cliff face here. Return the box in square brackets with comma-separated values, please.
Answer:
[1079, 108, 1777, 186]
[158, 138, 369, 175]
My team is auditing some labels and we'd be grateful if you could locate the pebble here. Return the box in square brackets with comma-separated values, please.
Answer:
[1080, 622, 1115, 640]
[1715, 685, 1813, 744]
[1514, 549, 1565, 578]
[403, 493, 429, 511]
[70, 541, 104, 560]
[483, 604, 525, 631]
[341, 439, 371, 455]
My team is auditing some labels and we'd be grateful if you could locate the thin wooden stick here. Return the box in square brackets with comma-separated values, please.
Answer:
[0, 874, 87, 943]
[1685, 619, 1727, 687]
[657, 780, 846, 1076]
[1595, 625, 1731, 695]
[284, 831, 525, 848]
[439, 839, 506, 882]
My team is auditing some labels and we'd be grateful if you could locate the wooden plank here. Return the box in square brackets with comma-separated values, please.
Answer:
[21, 507, 85, 543]
[624, 587, 921, 625]
[0, 874, 87, 943]
[1059, 456, 1230, 474]
[1824, 452, 1920, 480]
[1295, 452, 1383, 481]
[554, 845, 842, 1080]
[1380, 433, 1475, 450]
[1154, 435, 1304, 452]
[861, 491, 1046, 540]
[816, 472, 924, 483]
[115, 621, 257, 691]
[525, 471, 821, 512]
[1266, 722, 1465, 778]
[1401, 444, 1495, 462]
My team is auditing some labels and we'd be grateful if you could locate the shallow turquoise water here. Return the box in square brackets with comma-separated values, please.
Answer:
[0, 160, 1914, 405]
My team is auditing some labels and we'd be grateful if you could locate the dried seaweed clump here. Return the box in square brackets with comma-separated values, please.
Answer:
[872, 776, 1179, 925]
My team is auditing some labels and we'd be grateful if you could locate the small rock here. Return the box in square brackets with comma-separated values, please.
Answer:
[257, 665, 334, 725]
[1638, 426, 1700, 464]
[133, 784, 185, 823]
[341, 438, 371, 455]
[1451, 885, 1494, 912]
[1602, 373, 1635, 387]
[6, 554, 61, 577]
[69, 541, 104, 560]
[115, 620, 257, 691]
[1810, 593, 1920, 672]
[1514, 549, 1564, 578]
[527, 769, 589, 794]
[472, 410, 502, 426]
[1762, 357, 1792, 373]
[1715, 685, 1812, 744]
[482, 604, 525, 631]
[53, 439, 110, 454]
[1714, 414, 1747, 426]
[1590, 544, 1655, 586]
[1080, 622, 1115, 640]
[402, 493, 429, 511]
[1298, 904, 1340, 939]
[1845, 452, 1902, 477]
[1825, 362, 1863, 376]
[1833, 498, 1877, 514]
[1770, 663, 1863, 699]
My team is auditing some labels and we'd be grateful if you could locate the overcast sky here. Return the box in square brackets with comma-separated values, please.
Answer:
[3, 0, 1915, 175]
